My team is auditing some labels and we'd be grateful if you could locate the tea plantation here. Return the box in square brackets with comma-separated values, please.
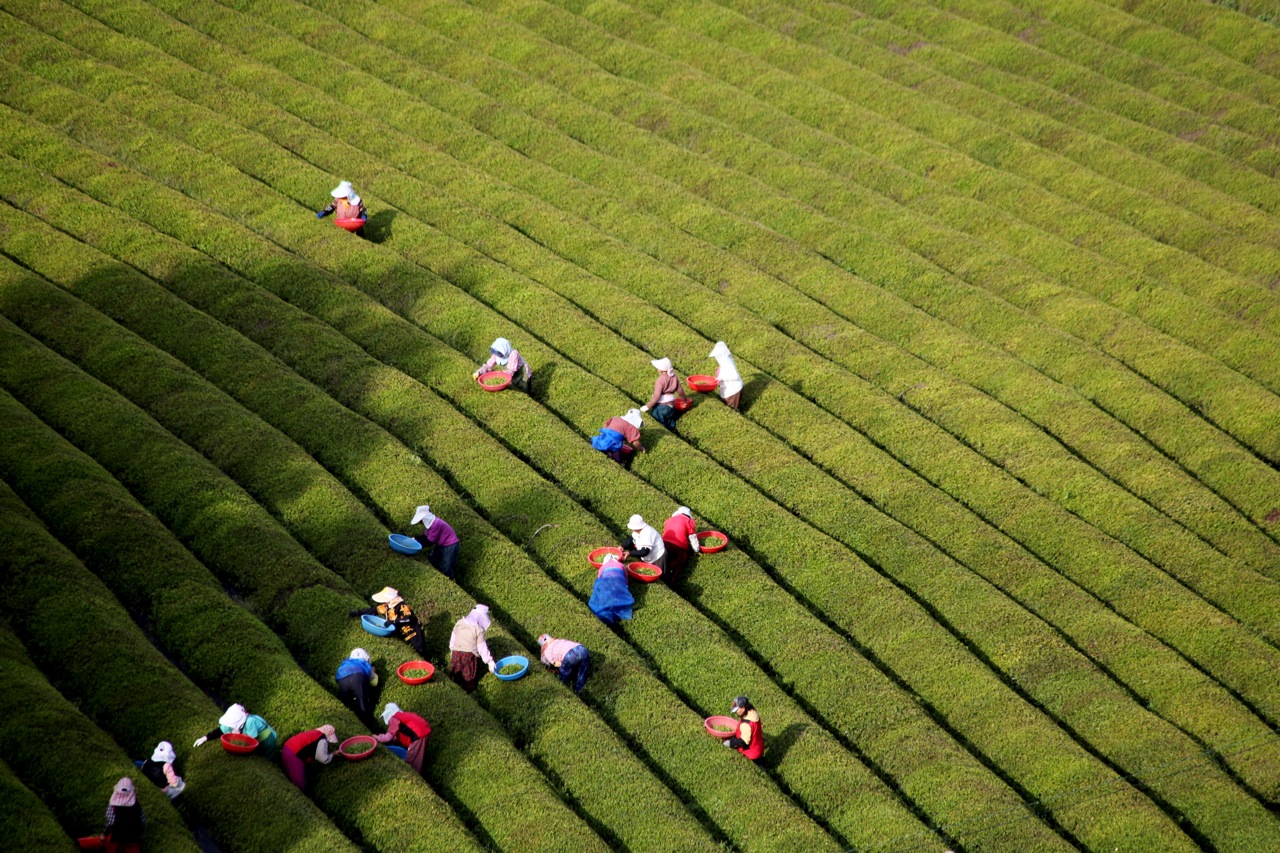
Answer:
[1, 0, 1278, 849]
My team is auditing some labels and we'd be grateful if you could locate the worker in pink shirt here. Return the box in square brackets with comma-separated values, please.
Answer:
[538, 633, 590, 694]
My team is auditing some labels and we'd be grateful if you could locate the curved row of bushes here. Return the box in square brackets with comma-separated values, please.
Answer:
[0, 73, 1218, 850]
[0, 755, 76, 852]
[0, 469, 357, 852]
[0, 217, 843, 849]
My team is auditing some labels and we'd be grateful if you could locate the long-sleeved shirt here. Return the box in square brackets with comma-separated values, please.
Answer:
[421, 517, 459, 547]
[602, 416, 643, 452]
[448, 618, 494, 666]
[625, 523, 665, 563]
[482, 348, 531, 380]
[645, 372, 687, 409]
[539, 637, 582, 668]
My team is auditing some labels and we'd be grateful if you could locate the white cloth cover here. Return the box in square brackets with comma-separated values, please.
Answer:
[622, 409, 643, 429]
[650, 357, 673, 372]
[331, 180, 353, 198]
[381, 703, 401, 725]
[372, 586, 399, 604]
[350, 648, 371, 662]
[411, 505, 435, 527]
[219, 704, 248, 731]
[708, 341, 744, 399]
[152, 741, 177, 763]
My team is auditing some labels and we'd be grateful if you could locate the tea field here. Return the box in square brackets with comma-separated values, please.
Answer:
[1, 0, 1279, 849]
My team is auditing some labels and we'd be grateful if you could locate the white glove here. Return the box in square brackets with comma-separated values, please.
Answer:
[370, 671, 380, 687]
[722, 739, 731, 747]
[193, 736, 208, 748]
[640, 405, 649, 412]
[472, 369, 482, 379]
[487, 660, 496, 674]
[689, 534, 701, 553]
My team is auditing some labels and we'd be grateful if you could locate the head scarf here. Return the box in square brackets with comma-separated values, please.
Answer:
[674, 506, 693, 520]
[599, 553, 624, 569]
[622, 408, 643, 429]
[348, 193, 362, 206]
[109, 777, 136, 807]
[650, 357, 673, 373]
[151, 741, 176, 764]
[465, 604, 491, 631]
[709, 341, 731, 360]
[318, 724, 338, 744]
[349, 648, 371, 663]
[219, 703, 248, 731]
[537, 633, 551, 646]
[411, 505, 436, 528]
[628, 514, 646, 530]
[330, 180, 353, 199]
[371, 586, 400, 604]
[381, 703, 401, 726]
[489, 338, 512, 365]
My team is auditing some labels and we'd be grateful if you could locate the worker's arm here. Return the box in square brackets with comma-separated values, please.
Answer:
[724, 720, 752, 750]
[316, 202, 336, 218]
[347, 605, 377, 618]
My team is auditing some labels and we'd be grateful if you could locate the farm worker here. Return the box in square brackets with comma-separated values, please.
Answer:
[139, 741, 185, 800]
[621, 514, 666, 570]
[193, 703, 279, 756]
[661, 506, 701, 583]
[723, 696, 763, 761]
[588, 553, 634, 626]
[316, 180, 368, 237]
[97, 777, 145, 853]
[411, 504, 460, 579]
[448, 604, 496, 694]
[591, 409, 645, 468]
[640, 357, 690, 430]
[335, 647, 380, 729]
[281, 725, 339, 792]
[537, 633, 590, 694]
[708, 341, 744, 411]
[472, 337, 533, 394]
[349, 586, 428, 657]
[374, 703, 432, 774]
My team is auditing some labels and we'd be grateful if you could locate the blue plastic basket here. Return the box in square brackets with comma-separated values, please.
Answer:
[388, 534, 423, 555]
[386, 745, 407, 760]
[361, 614, 396, 637]
[493, 655, 529, 682]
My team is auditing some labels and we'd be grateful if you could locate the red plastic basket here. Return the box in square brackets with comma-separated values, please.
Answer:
[705, 716, 738, 739]
[220, 733, 259, 754]
[696, 531, 729, 554]
[627, 561, 663, 583]
[339, 735, 378, 761]
[397, 660, 435, 685]
[588, 546, 623, 569]
[672, 397, 692, 412]
[477, 370, 512, 392]
[686, 374, 717, 393]
[334, 217, 364, 232]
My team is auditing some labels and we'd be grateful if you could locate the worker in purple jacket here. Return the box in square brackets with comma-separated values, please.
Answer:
[412, 504, 460, 579]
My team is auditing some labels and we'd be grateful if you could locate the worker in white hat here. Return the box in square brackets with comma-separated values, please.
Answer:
[472, 337, 533, 394]
[193, 702, 278, 755]
[640, 357, 690, 430]
[411, 504, 460, 579]
[591, 408, 646, 468]
[708, 341, 744, 410]
[349, 587, 427, 656]
[316, 179, 368, 236]
[448, 604, 496, 694]
[620, 514, 666, 569]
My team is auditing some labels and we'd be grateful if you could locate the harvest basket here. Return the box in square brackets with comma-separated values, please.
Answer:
[696, 531, 729, 554]
[397, 660, 435, 685]
[388, 534, 422, 555]
[477, 370, 512, 392]
[494, 655, 529, 681]
[220, 733, 259, 754]
[587, 546, 623, 569]
[339, 735, 378, 761]
[627, 561, 663, 583]
[686, 375, 717, 393]
[334, 218, 364, 232]
[704, 716, 738, 739]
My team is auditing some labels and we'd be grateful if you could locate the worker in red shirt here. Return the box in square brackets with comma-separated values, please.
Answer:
[661, 506, 701, 584]
[281, 725, 338, 792]
[724, 696, 763, 761]
[375, 703, 432, 774]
